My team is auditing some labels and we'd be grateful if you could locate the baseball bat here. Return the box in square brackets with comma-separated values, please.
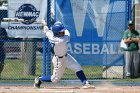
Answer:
[1, 18, 44, 23]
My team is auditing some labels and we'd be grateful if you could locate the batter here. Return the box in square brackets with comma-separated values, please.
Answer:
[34, 20, 95, 89]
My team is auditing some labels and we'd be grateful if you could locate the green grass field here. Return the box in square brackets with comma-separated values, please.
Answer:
[1, 58, 102, 80]
[1, 58, 140, 83]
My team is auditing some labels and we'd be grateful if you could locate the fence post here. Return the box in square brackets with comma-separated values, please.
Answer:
[24, 39, 37, 75]
[42, 38, 47, 76]
[42, 0, 51, 76]
[46, 0, 51, 76]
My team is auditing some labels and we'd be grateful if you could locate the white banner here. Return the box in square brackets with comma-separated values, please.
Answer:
[6, 0, 47, 38]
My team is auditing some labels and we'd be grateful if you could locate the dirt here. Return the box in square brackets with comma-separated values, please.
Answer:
[0, 85, 140, 93]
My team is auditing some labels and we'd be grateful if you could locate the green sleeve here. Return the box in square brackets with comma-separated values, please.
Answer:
[123, 31, 128, 39]
[135, 31, 140, 38]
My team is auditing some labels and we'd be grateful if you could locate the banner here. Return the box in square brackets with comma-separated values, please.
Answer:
[6, 0, 47, 38]
[56, 0, 129, 66]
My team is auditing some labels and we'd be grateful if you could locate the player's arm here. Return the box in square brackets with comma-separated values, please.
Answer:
[42, 19, 68, 44]
[43, 24, 63, 44]
[130, 36, 139, 43]
[65, 29, 70, 36]
[124, 37, 139, 43]
[123, 38, 133, 44]
[123, 31, 133, 44]
[64, 29, 70, 42]
[41, 19, 54, 39]
[43, 26, 54, 40]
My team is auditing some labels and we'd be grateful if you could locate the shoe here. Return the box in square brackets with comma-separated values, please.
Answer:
[82, 81, 95, 89]
[34, 77, 42, 88]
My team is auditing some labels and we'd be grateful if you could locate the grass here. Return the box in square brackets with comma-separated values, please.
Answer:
[1, 58, 102, 80]
[1, 58, 140, 83]
[112, 78, 140, 83]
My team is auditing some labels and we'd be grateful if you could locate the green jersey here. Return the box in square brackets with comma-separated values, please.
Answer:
[123, 29, 139, 51]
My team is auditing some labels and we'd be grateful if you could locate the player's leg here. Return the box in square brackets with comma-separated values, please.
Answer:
[66, 54, 95, 88]
[125, 51, 132, 78]
[34, 56, 66, 88]
[51, 57, 66, 83]
[133, 51, 139, 78]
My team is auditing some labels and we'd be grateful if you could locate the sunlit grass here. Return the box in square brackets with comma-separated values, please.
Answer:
[1, 59, 103, 80]
[1, 59, 140, 83]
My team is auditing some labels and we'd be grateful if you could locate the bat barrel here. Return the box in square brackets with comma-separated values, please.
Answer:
[1, 18, 42, 23]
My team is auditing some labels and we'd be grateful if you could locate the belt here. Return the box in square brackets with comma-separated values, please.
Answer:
[55, 54, 67, 58]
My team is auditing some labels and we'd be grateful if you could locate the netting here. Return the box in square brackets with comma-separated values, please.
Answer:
[0, 0, 134, 80]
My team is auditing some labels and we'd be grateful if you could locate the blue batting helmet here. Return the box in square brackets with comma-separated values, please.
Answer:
[52, 21, 66, 33]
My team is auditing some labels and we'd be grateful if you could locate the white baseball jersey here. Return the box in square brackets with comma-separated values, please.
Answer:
[43, 26, 82, 83]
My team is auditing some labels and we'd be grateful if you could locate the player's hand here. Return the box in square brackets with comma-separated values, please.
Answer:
[41, 19, 47, 26]
[127, 38, 133, 43]
[42, 26, 50, 34]
[43, 26, 54, 38]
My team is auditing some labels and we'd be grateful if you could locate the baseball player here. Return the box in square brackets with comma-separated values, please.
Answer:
[123, 20, 140, 78]
[34, 20, 95, 89]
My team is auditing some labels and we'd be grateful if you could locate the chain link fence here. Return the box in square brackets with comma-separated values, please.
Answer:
[0, 0, 139, 82]
[0, 39, 105, 80]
